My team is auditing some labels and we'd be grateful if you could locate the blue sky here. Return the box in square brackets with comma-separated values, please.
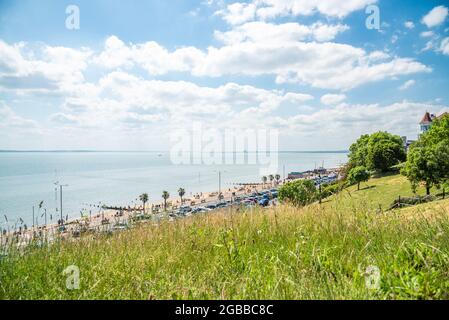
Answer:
[0, 0, 449, 150]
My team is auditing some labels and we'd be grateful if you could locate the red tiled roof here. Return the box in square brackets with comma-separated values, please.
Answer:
[420, 111, 433, 124]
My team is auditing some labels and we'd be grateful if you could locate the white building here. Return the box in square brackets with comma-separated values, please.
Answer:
[419, 111, 448, 137]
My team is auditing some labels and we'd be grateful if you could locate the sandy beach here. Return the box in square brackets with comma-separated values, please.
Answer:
[0, 180, 281, 249]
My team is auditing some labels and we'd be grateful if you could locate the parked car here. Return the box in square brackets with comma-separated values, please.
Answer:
[258, 198, 269, 207]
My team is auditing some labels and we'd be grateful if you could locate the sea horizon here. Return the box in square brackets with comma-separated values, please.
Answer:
[0, 151, 348, 226]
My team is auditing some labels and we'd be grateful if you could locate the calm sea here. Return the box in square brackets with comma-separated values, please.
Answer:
[0, 151, 348, 227]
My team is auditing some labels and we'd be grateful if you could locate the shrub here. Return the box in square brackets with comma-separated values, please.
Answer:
[278, 179, 317, 206]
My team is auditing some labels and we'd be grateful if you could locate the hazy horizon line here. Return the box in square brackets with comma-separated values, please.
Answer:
[0, 149, 349, 154]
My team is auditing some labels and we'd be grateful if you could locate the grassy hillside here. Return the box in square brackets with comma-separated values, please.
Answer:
[324, 174, 441, 211]
[1, 175, 449, 300]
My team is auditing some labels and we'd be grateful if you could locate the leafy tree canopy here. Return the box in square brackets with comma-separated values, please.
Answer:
[402, 115, 449, 195]
[348, 166, 370, 190]
[279, 179, 317, 207]
[349, 131, 406, 172]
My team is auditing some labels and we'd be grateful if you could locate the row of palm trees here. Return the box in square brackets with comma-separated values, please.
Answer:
[261, 174, 281, 186]
[139, 188, 186, 213]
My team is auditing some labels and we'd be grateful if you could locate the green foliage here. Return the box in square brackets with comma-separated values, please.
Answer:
[349, 134, 370, 167]
[278, 179, 317, 206]
[420, 114, 449, 145]
[162, 191, 170, 210]
[178, 188, 186, 203]
[348, 166, 370, 190]
[139, 193, 148, 204]
[320, 181, 345, 198]
[402, 142, 449, 195]
[139, 193, 149, 212]
[1, 188, 449, 299]
[402, 115, 449, 195]
[349, 132, 406, 172]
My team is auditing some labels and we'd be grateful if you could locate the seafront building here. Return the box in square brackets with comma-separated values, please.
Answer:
[402, 111, 448, 150]
[419, 111, 448, 137]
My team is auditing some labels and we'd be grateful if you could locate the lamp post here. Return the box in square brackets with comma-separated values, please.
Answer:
[214, 170, 227, 201]
[58, 184, 69, 224]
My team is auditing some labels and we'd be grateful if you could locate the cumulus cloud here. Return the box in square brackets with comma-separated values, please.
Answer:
[217, 0, 378, 24]
[191, 42, 430, 90]
[422, 5, 448, 28]
[320, 94, 346, 105]
[85, 36, 431, 91]
[214, 21, 349, 44]
[279, 101, 449, 149]
[92, 35, 204, 76]
[0, 40, 92, 93]
[47, 71, 314, 132]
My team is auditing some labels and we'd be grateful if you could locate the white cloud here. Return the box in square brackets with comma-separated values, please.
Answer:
[320, 94, 346, 105]
[0, 37, 431, 94]
[216, 2, 256, 25]
[47, 70, 314, 133]
[192, 42, 430, 90]
[214, 21, 349, 44]
[404, 21, 415, 29]
[440, 37, 449, 55]
[92, 36, 205, 76]
[217, 0, 378, 24]
[422, 5, 448, 28]
[0, 102, 38, 130]
[0, 40, 91, 93]
[279, 101, 449, 149]
[399, 79, 415, 90]
[420, 31, 435, 38]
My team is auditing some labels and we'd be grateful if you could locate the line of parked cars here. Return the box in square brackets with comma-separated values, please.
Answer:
[237, 188, 279, 207]
[169, 188, 279, 218]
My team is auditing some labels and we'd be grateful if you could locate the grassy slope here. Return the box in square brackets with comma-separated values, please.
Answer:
[1, 175, 449, 300]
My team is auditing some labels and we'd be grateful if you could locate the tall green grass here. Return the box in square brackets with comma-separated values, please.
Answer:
[1, 194, 449, 300]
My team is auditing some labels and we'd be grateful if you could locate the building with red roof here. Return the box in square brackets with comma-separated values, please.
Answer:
[419, 111, 448, 136]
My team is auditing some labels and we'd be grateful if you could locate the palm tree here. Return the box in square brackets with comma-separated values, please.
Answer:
[262, 176, 268, 187]
[139, 193, 149, 214]
[178, 188, 186, 204]
[275, 174, 281, 183]
[162, 191, 170, 211]
[268, 174, 274, 185]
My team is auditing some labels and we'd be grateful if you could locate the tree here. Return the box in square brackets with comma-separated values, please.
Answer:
[348, 166, 370, 191]
[262, 176, 267, 186]
[178, 188, 185, 204]
[402, 142, 449, 195]
[348, 131, 406, 172]
[278, 179, 317, 207]
[348, 134, 370, 167]
[275, 174, 281, 184]
[402, 115, 449, 195]
[139, 193, 148, 213]
[162, 191, 170, 211]
[268, 174, 274, 184]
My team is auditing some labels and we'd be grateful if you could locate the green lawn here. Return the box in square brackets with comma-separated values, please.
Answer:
[1, 174, 449, 300]
[324, 173, 442, 211]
